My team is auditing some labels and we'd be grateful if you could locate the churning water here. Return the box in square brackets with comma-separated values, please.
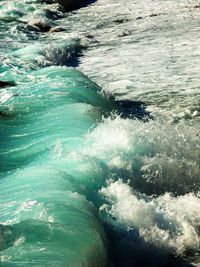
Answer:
[0, 0, 200, 266]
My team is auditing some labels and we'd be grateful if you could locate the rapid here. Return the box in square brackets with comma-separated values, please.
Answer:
[0, 0, 200, 266]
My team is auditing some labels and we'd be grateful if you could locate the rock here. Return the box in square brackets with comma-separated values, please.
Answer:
[149, 13, 159, 17]
[40, 0, 91, 12]
[55, 0, 83, 11]
[27, 21, 63, 33]
[48, 27, 63, 32]
[27, 22, 52, 32]
[113, 18, 129, 24]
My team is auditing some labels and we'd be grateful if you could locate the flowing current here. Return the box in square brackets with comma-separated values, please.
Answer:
[0, 0, 200, 266]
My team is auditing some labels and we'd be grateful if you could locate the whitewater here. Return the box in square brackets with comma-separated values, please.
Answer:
[0, 0, 200, 266]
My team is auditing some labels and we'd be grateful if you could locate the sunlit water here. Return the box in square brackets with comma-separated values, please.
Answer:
[0, 0, 200, 266]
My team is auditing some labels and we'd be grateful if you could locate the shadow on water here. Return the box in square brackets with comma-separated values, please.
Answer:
[0, 224, 16, 251]
[109, 96, 153, 122]
[66, 54, 81, 67]
[0, 81, 16, 88]
[103, 223, 196, 267]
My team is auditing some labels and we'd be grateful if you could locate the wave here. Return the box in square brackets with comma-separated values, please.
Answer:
[0, 63, 156, 266]
[0, 64, 199, 267]
[1, 0, 200, 266]
[9, 40, 85, 68]
[0, 66, 110, 266]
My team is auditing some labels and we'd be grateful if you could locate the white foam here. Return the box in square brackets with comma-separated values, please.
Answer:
[100, 179, 200, 254]
[0, 92, 13, 104]
[84, 117, 200, 195]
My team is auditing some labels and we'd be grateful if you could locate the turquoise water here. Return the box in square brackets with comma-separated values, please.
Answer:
[0, 1, 200, 266]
